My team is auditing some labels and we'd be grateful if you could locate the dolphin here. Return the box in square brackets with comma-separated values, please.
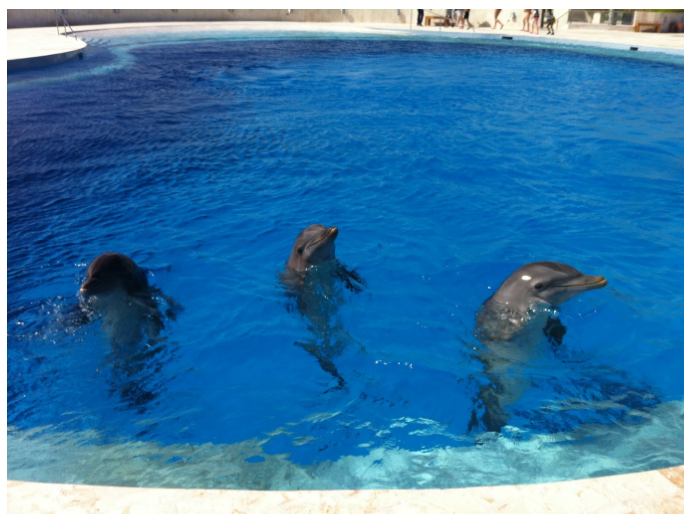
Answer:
[78, 252, 181, 408]
[80, 252, 150, 298]
[471, 261, 607, 433]
[286, 224, 339, 273]
[282, 223, 365, 294]
[476, 261, 607, 343]
[281, 225, 365, 390]
[79, 252, 184, 345]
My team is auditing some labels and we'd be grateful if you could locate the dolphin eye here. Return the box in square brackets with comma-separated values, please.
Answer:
[297, 248, 304, 255]
[534, 283, 544, 290]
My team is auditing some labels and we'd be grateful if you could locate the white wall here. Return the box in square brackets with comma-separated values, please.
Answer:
[8, 9, 570, 30]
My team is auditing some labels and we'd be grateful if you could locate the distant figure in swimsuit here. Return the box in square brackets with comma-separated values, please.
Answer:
[454, 9, 465, 28]
[531, 9, 540, 34]
[463, 9, 473, 29]
[493, 9, 504, 30]
[522, 9, 532, 32]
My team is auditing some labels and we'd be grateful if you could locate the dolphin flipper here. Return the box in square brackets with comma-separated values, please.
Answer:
[149, 287, 184, 321]
[543, 316, 567, 347]
[335, 264, 366, 294]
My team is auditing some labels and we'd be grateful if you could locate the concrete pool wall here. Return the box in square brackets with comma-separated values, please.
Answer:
[6, 467, 685, 513]
[6, 20, 684, 514]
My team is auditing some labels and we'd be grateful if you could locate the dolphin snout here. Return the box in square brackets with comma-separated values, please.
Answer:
[580, 275, 607, 289]
[592, 276, 608, 288]
[329, 227, 339, 239]
[562, 275, 607, 290]
[80, 278, 102, 295]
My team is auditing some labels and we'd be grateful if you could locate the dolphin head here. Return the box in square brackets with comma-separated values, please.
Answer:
[286, 224, 338, 272]
[491, 261, 607, 311]
[80, 252, 149, 297]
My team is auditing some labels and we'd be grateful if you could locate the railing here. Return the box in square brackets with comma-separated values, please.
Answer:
[55, 9, 78, 40]
[556, 10, 571, 29]
[568, 9, 637, 26]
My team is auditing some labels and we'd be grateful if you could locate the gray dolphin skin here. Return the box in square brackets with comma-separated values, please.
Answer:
[81, 252, 150, 297]
[472, 261, 607, 433]
[476, 261, 607, 342]
[286, 224, 339, 273]
[79, 252, 180, 408]
[283, 223, 364, 294]
[486, 261, 607, 313]
[79, 252, 173, 348]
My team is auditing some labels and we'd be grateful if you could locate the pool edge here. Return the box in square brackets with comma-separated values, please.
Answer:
[7, 27, 88, 69]
[7, 47, 87, 71]
[7, 22, 683, 72]
[7, 465, 684, 513]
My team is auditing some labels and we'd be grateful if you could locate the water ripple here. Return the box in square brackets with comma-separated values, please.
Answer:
[7, 33, 683, 489]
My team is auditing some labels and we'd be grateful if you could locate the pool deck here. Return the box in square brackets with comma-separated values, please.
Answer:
[6, 26, 87, 70]
[6, 466, 684, 513]
[6, 19, 684, 514]
[6, 21, 685, 70]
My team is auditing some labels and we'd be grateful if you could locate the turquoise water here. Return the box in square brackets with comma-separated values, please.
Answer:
[6, 29, 684, 489]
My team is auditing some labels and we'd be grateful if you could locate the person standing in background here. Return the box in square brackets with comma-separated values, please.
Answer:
[522, 9, 532, 31]
[463, 9, 473, 29]
[545, 10, 556, 35]
[493, 9, 504, 29]
[455, 9, 465, 29]
[417, 9, 424, 26]
[531, 9, 540, 34]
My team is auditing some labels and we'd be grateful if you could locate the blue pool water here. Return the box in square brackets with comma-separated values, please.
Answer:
[7, 29, 684, 490]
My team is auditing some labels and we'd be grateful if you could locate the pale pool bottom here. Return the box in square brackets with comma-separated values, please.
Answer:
[7, 400, 683, 491]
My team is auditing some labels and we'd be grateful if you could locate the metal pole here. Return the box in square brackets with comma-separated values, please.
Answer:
[410, 9, 412, 30]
